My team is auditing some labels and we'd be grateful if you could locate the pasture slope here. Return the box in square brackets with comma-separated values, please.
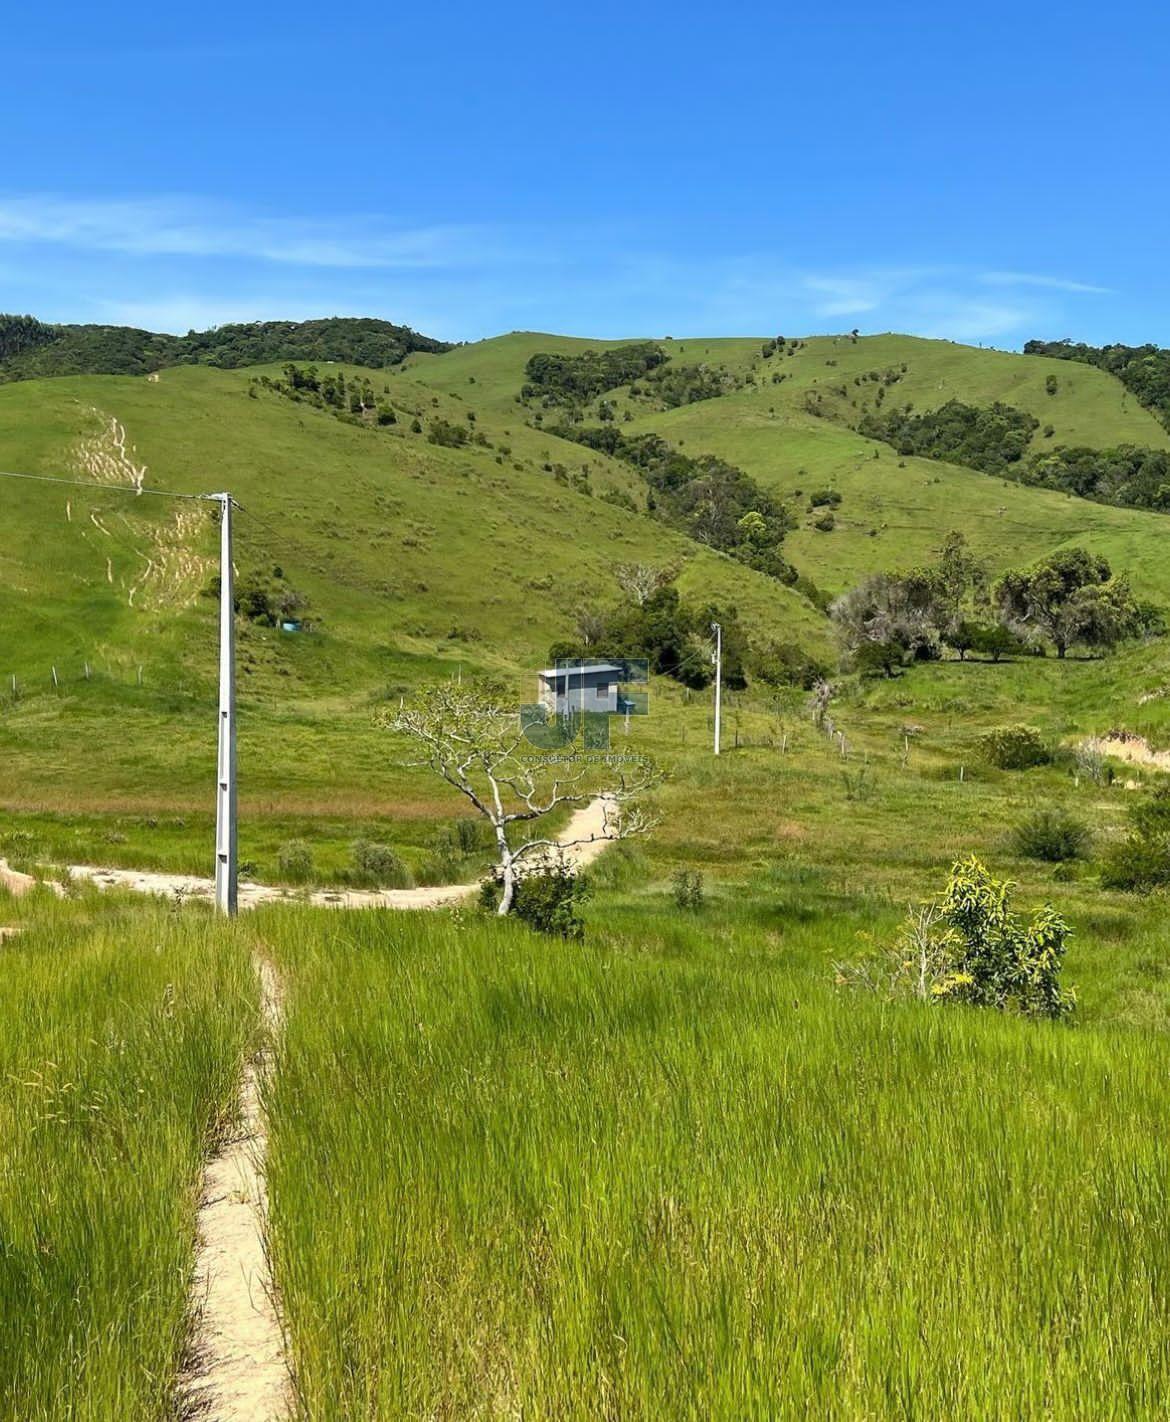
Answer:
[5, 324, 1170, 1418]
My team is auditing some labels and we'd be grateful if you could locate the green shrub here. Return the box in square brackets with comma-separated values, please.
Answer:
[837, 856, 1074, 1017]
[979, 725, 1051, 770]
[1100, 785, 1170, 891]
[350, 839, 413, 889]
[1011, 809, 1091, 862]
[277, 839, 314, 882]
[671, 868, 705, 911]
[480, 864, 591, 939]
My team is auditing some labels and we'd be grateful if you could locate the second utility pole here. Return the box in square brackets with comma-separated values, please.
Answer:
[711, 621, 722, 757]
[214, 493, 238, 915]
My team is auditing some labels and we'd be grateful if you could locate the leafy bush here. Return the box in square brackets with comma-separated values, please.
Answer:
[837, 857, 1074, 1018]
[1101, 785, 1170, 891]
[350, 840, 413, 889]
[808, 489, 842, 509]
[671, 868, 704, 910]
[427, 417, 468, 448]
[1011, 809, 1091, 862]
[751, 640, 830, 691]
[979, 725, 1051, 770]
[277, 839, 314, 882]
[480, 864, 591, 939]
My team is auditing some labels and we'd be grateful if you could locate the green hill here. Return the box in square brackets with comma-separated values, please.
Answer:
[5, 324, 1170, 926]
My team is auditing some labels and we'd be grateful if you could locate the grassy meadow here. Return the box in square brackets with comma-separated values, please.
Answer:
[0, 889, 254, 1420]
[261, 902, 1170, 1420]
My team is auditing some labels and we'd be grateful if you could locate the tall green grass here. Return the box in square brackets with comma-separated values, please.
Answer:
[0, 890, 255, 1420]
[264, 903, 1170, 1419]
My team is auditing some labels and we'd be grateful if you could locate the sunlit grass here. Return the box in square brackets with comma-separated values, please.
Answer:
[0, 889, 255, 1420]
[264, 902, 1170, 1419]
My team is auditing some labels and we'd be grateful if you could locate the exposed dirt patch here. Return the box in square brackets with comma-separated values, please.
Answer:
[1088, 733, 1170, 773]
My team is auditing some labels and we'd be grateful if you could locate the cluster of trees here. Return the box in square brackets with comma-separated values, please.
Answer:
[0, 315, 58, 361]
[632, 362, 745, 409]
[1020, 444, 1170, 511]
[859, 399, 1039, 474]
[831, 535, 1158, 675]
[1025, 339, 1170, 427]
[859, 389, 1170, 517]
[257, 364, 399, 426]
[520, 343, 666, 407]
[0, 314, 450, 383]
[557, 425, 796, 583]
[549, 567, 749, 690]
[549, 565, 830, 694]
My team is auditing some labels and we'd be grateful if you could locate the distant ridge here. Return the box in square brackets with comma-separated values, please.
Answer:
[0, 314, 454, 382]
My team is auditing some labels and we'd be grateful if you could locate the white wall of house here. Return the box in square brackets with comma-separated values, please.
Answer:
[538, 668, 620, 716]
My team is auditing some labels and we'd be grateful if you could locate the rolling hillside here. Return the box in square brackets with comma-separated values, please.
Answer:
[5, 324, 1170, 898]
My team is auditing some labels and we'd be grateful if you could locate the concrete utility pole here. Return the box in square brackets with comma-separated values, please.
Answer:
[213, 493, 238, 915]
[711, 621, 722, 757]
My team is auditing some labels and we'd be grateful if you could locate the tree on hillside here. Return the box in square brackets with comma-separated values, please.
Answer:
[994, 548, 1138, 657]
[381, 681, 660, 915]
[830, 569, 945, 675]
[613, 562, 677, 607]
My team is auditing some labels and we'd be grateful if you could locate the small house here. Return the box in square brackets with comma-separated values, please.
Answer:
[537, 662, 625, 717]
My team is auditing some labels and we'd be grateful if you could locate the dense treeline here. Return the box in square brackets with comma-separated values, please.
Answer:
[860, 394, 1170, 516]
[521, 343, 666, 407]
[859, 400, 1038, 474]
[0, 315, 59, 360]
[0, 314, 451, 382]
[1023, 444, 1170, 510]
[556, 424, 796, 583]
[1025, 339, 1170, 427]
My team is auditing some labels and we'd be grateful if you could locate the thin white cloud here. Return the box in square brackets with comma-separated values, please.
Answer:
[803, 275, 884, 317]
[0, 195, 491, 270]
[912, 299, 1034, 342]
[980, 270, 1112, 295]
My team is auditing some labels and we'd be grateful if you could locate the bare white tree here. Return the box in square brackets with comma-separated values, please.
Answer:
[613, 561, 677, 607]
[381, 681, 661, 914]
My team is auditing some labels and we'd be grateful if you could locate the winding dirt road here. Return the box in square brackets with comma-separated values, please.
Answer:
[64, 797, 619, 911]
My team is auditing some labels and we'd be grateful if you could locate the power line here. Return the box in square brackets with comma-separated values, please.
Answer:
[0, 468, 214, 501]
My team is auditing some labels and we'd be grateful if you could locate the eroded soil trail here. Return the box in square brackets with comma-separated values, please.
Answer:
[180, 954, 292, 1421]
[65, 797, 619, 911]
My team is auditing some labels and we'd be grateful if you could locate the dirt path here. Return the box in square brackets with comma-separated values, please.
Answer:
[64, 797, 618, 911]
[180, 955, 292, 1420]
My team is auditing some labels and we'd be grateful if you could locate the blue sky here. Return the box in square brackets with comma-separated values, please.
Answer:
[3, 0, 1167, 346]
